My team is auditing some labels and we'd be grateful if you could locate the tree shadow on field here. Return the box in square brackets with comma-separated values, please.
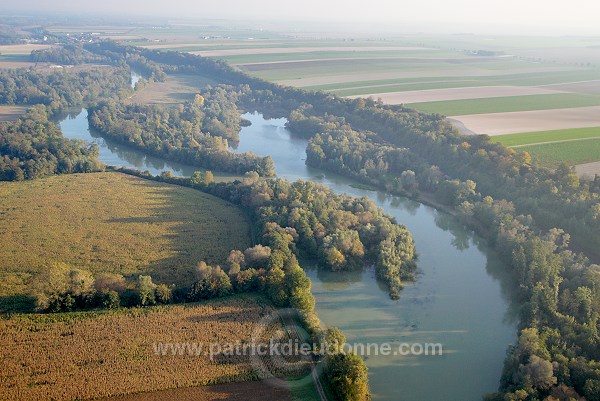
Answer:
[94, 379, 294, 401]
[103, 176, 251, 289]
[0, 294, 36, 314]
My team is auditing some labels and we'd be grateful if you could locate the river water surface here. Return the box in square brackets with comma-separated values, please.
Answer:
[60, 110, 519, 401]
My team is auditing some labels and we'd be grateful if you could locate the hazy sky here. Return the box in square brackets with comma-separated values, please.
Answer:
[6, 0, 600, 35]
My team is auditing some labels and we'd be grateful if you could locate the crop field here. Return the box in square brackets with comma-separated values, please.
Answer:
[0, 294, 291, 401]
[493, 127, 600, 147]
[516, 138, 600, 168]
[0, 172, 251, 311]
[0, 105, 27, 121]
[0, 44, 53, 54]
[95, 380, 294, 401]
[407, 93, 600, 115]
[130, 73, 216, 104]
[450, 106, 600, 135]
[493, 127, 600, 175]
[351, 85, 565, 104]
[322, 70, 600, 96]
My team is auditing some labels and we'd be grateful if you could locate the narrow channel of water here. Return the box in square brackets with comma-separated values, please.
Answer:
[58, 109, 519, 401]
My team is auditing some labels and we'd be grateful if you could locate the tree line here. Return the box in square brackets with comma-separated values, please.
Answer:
[0, 63, 130, 115]
[0, 105, 102, 180]
[87, 93, 275, 177]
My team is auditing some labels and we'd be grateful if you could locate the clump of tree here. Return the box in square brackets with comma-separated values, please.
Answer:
[0, 105, 103, 181]
[88, 98, 275, 176]
[0, 64, 130, 114]
[31, 44, 113, 65]
[31, 264, 173, 312]
[204, 173, 416, 299]
[325, 352, 369, 401]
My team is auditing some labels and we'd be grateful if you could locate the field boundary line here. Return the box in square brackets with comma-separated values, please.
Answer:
[512, 136, 600, 148]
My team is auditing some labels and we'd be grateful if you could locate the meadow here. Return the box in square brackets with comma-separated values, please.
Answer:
[0, 294, 292, 401]
[129, 73, 216, 104]
[0, 172, 251, 311]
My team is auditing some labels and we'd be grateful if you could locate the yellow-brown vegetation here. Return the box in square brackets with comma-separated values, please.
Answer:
[0, 294, 282, 401]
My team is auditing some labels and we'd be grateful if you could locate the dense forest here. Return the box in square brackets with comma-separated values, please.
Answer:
[0, 61, 131, 181]
[0, 105, 102, 180]
[0, 64, 130, 114]
[88, 91, 276, 176]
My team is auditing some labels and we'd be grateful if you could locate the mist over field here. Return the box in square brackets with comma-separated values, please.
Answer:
[4, 0, 600, 35]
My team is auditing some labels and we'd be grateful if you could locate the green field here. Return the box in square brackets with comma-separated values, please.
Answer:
[407, 93, 600, 116]
[518, 138, 600, 168]
[0, 172, 251, 311]
[244, 57, 576, 82]
[215, 50, 457, 65]
[322, 70, 600, 95]
[494, 127, 600, 147]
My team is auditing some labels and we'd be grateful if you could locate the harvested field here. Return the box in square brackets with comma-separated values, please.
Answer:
[0, 294, 285, 401]
[0, 172, 251, 310]
[451, 106, 600, 135]
[539, 80, 600, 95]
[143, 41, 283, 50]
[194, 46, 431, 57]
[0, 44, 53, 54]
[0, 61, 37, 69]
[0, 105, 27, 121]
[273, 65, 583, 87]
[576, 161, 600, 178]
[130, 73, 215, 104]
[348, 85, 567, 104]
[95, 380, 293, 401]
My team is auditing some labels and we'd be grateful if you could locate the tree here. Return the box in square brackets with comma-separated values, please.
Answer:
[135, 275, 157, 306]
[244, 245, 272, 268]
[326, 353, 368, 401]
[155, 284, 173, 304]
[519, 355, 556, 391]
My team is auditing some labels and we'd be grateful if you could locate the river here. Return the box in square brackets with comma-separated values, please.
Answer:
[59, 110, 519, 401]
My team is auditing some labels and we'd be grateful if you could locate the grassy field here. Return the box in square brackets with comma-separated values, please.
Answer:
[0, 294, 293, 401]
[407, 93, 600, 115]
[0, 172, 251, 311]
[518, 138, 600, 168]
[493, 127, 600, 147]
[130, 73, 215, 104]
